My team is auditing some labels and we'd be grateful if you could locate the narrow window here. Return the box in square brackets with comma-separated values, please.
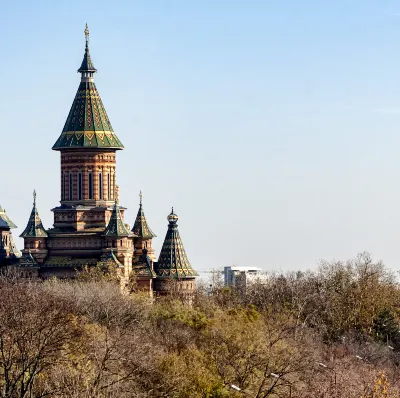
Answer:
[88, 173, 93, 199]
[78, 173, 82, 200]
[69, 172, 73, 200]
[107, 174, 111, 200]
[62, 172, 66, 200]
[99, 173, 103, 200]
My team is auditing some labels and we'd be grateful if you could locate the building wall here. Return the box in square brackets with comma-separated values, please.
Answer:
[60, 149, 117, 206]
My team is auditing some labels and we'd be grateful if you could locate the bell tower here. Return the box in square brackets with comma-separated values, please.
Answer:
[42, 25, 129, 275]
[51, 24, 125, 233]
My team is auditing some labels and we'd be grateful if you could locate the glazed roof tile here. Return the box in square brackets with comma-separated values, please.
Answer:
[133, 249, 156, 278]
[155, 209, 198, 279]
[103, 201, 132, 237]
[42, 256, 99, 267]
[131, 193, 156, 239]
[20, 191, 48, 238]
[99, 250, 124, 268]
[19, 251, 38, 267]
[52, 27, 123, 151]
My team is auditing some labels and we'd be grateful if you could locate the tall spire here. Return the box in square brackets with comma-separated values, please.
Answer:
[131, 191, 156, 238]
[78, 23, 97, 74]
[155, 208, 198, 279]
[52, 25, 123, 151]
[20, 191, 48, 238]
[103, 200, 132, 237]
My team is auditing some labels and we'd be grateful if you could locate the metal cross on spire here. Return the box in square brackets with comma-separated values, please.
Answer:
[139, 191, 143, 205]
[84, 23, 89, 45]
[33, 189, 36, 206]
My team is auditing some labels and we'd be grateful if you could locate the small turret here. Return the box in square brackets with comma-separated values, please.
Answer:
[0, 207, 20, 264]
[154, 208, 197, 297]
[104, 200, 132, 237]
[132, 191, 156, 262]
[20, 191, 48, 238]
[132, 248, 156, 295]
[102, 200, 134, 279]
[20, 190, 48, 263]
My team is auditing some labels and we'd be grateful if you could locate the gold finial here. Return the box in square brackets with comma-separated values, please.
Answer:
[84, 23, 89, 43]
[33, 189, 36, 206]
[139, 191, 143, 205]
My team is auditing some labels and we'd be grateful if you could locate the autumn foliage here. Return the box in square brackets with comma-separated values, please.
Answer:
[0, 252, 400, 397]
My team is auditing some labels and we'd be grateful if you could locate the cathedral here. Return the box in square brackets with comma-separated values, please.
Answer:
[0, 26, 198, 296]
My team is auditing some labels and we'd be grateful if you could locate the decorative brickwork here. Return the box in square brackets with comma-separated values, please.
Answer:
[14, 26, 197, 297]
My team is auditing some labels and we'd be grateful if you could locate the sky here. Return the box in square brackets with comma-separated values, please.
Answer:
[2, 0, 400, 273]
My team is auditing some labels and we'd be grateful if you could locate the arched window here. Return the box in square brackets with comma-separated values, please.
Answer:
[99, 172, 103, 199]
[107, 174, 111, 200]
[78, 172, 82, 200]
[62, 171, 66, 200]
[88, 172, 93, 199]
[69, 172, 73, 200]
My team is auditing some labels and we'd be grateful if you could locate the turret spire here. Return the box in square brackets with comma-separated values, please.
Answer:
[103, 201, 131, 237]
[78, 23, 97, 76]
[155, 208, 197, 278]
[20, 191, 48, 238]
[131, 191, 156, 238]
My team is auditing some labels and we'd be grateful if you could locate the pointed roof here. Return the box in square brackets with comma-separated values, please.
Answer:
[133, 248, 156, 278]
[155, 208, 198, 279]
[19, 251, 37, 267]
[20, 190, 48, 238]
[99, 250, 124, 268]
[0, 207, 17, 229]
[78, 24, 97, 73]
[131, 192, 156, 239]
[103, 201, 132, 237]
[52, 25, 123, 151]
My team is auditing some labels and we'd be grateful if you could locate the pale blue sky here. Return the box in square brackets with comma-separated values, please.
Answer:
[2, 0, 400, 272]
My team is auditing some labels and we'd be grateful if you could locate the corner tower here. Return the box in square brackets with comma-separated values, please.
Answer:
[154, 209, 198, 297]
[132, 192, 156, 262]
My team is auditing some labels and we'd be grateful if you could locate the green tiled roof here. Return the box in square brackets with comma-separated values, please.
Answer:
[0, 207, 17, 229]
[43, 256, 98, 268]
[20, 191, 48, 238]
[103, 201, 132, 237]
[155, 209, 198, 279]
[99, 251, 123, 268]
[19, 251, 37, 267]
[78, 39, 96, 73]
[52, 28, 123, 151]
[131, 193, 156, 238]
[133, 249, 156, 278]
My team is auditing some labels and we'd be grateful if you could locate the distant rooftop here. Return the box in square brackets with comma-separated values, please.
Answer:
[225, 266, 262, 272]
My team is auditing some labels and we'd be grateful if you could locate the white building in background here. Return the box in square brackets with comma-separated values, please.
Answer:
[224, 266, 267, 288]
